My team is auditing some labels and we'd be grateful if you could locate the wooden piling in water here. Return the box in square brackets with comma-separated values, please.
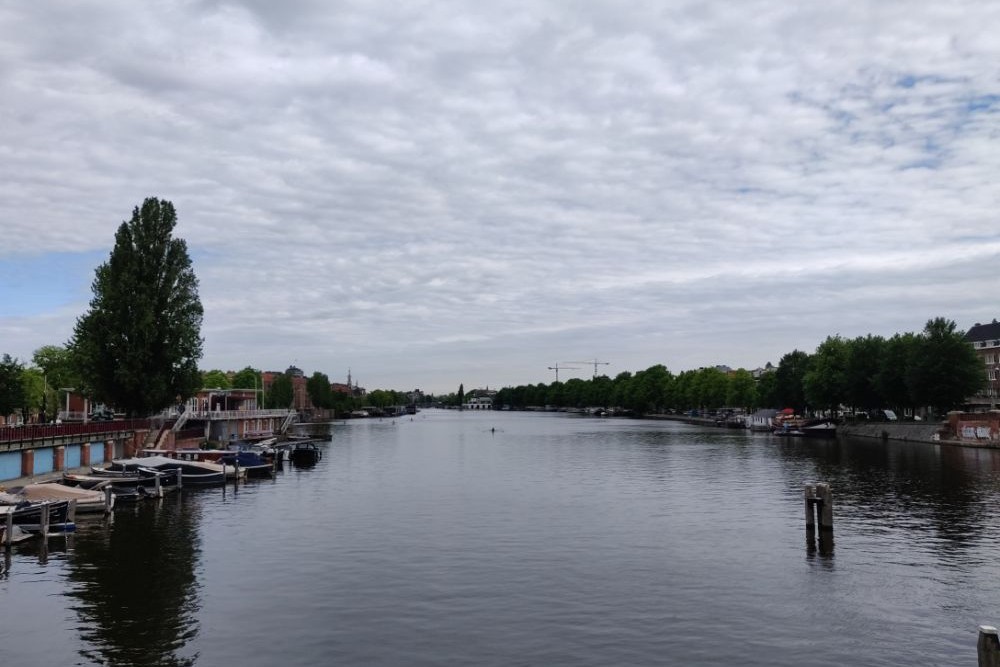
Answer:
[39, 501, 50, 538]
[804, 483, 816, 530]
[4, 510, 13, 547]
[804, 482, 833, 531]
[979, 626, 1000, 667]
[175, 467, 183, 490]
[104, 486, 114, 513]
[154, 473, 162, 498]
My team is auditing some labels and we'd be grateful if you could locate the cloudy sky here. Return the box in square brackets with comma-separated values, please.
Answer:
[1, 1, 998, 394]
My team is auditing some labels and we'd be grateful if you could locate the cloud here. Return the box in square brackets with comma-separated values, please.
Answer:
[1, 1, 998, 392]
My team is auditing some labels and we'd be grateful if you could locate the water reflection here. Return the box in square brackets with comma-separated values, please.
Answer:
[775, 435, 1000, 568]
[805, 526, 835, 564]
[66, 498, 202, 666]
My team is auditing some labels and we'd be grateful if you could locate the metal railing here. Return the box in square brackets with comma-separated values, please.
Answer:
[0, 419, 151, 444]
[182, 409, 292, 421]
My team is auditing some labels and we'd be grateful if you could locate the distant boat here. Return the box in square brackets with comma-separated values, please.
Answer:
[773, 418, 837, 438]
[800, 419, 838, 438]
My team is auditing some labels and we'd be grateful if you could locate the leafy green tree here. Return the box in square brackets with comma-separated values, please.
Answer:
[844, 335, 886, 413]
[804, 336, 849, 413]
[907, 317, 984, 415]
[457, 383, 465, 408]
[230, 367, 261, 390]
[32, 344, 78, 394]
[727, 369, 757, 410]
[694, 367, 729, 410]
[21, 367, 47, 423]
[546, 381, 565, 407]
[775, 350, 811, 413]
[0, 354, 26, 421]
[68, 197, 204, 416]
[306, 372, 333, 409]
[367, 389, 392, 408]
[200, 369, 231, 389]
[610, 371, 632, 408]
[628, 364, 672, 414]
[265, 373, 293, 408]
[672, 370, 696, 410]
[876, 333, 917, 414]
[755, 371, 779, 408]
[563, 378, 588, 408]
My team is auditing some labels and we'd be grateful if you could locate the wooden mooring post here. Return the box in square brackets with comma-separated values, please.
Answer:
[39, 501, 50, 538]
[804, 482, 833, 531]
[4, 510, 13, 548]
[979, 626, 1000, 667]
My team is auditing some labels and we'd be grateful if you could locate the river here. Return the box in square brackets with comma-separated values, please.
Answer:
[2, 409, 999, 666]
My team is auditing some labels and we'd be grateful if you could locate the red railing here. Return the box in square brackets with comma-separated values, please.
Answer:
[0, 419, 151, 444]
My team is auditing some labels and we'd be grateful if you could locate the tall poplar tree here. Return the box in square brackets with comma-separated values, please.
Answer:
[69, 197, 204, 416]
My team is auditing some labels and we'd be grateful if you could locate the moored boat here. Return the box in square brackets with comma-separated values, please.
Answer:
[288, 442, 322, 466]
[17, 482, 108, 513]
[800, 418, 838, 438]
[108, 456, 230, 486]
[0, 498, 76, 535]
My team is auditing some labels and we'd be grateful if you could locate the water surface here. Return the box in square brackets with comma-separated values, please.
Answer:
[3, 410, 999, 665]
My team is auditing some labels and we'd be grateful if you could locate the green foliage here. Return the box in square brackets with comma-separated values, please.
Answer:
[306, 372, 333, 409]
[755, 371, 778, 408]
[200, 369, 231, 389]
[230, 367, 262, 391]
[0, 354, 26, 419]
[265, 373, 293, 408]
[483, 314, 987, 418]
[775, 350, 811, 413]
[32, 344, 78, 394]
[367, 389, 392, 407]
[21, 367, 46, 423]
[804, 336, 849, 412]
[68, 198, 204, 416]
[876, 333, 916, 412]
[844, 335, 886, 411]
[907, 318, 984, 414]
[694, 367, 728, 409]
[457, 383, 465, 407]
[727, 368, 757, 409]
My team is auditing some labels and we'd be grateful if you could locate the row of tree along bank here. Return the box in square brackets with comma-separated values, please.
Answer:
[494, 318, 984, 419]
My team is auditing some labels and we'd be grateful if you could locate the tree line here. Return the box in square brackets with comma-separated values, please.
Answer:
[494, 317, 984, 418]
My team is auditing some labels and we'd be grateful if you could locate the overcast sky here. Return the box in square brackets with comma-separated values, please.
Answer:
[1, 1, 998, 394]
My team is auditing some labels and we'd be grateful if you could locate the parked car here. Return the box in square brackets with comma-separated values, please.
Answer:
[89, 408, 115, 421]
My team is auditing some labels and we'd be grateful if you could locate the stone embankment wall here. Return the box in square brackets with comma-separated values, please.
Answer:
[841, 412, 1000, 448]
[839, 422, 946, 444]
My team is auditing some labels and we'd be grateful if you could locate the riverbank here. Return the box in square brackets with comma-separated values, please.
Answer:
[648, 412, 1000, 449]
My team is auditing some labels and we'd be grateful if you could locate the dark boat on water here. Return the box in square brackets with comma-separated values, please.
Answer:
[0, 499, 76, 535]
[288, 442, 322, 466]
[106, 456, 228, 486]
